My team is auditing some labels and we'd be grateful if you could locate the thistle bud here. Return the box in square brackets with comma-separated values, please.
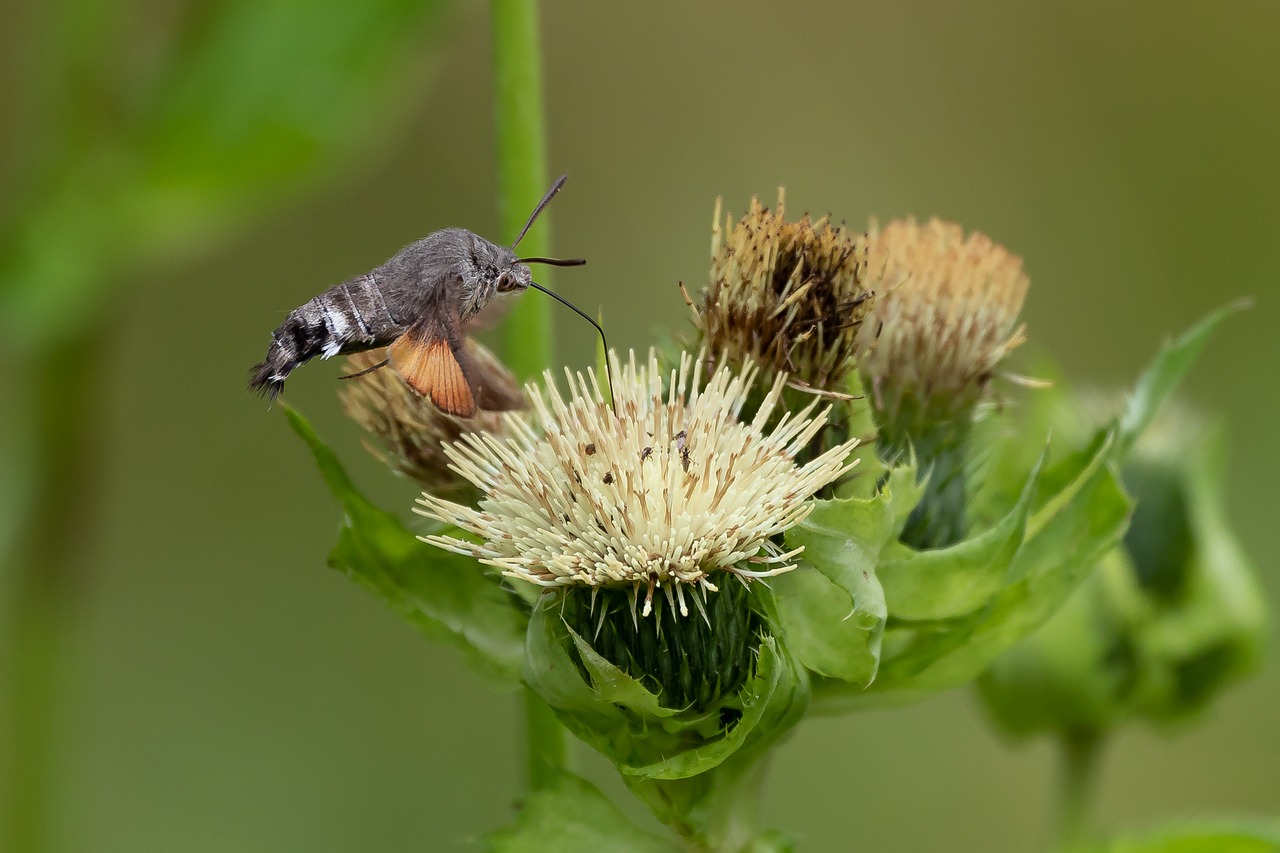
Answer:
[338, 340, 522, 497]
[978, 398, 1266, 735]
[857, 218, 1029, 548]
[692, 192, 874, 395]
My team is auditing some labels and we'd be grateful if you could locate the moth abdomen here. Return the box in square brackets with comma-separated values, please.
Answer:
[248, 275, 396, 398]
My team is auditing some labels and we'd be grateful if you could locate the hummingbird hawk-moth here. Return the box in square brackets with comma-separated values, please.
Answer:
[248, 175, 600, 417]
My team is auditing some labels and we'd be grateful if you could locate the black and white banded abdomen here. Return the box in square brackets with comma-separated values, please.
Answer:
[248, 274, 404, 397]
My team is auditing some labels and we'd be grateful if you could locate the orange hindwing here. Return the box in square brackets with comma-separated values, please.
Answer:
[389, 332, 477, 417]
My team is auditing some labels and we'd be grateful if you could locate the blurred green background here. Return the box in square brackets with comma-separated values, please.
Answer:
[2, 1, 1277, 850]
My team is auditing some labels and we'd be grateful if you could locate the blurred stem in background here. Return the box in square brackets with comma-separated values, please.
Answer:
[3, 335, 101, 853]
[1056, 729, 1102, 850]
[493, 0, 553, 380]
[491, 0, 572, 791]
[1, 1, 452, 847]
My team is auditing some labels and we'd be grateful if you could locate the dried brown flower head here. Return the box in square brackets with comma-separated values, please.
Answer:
[691, 191, 874, 393]
[338, 340, 522, 496]
[856, 217, 1029, 408]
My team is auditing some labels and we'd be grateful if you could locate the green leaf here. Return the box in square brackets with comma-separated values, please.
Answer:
[485, 772, 675, 853]
[1080, 819, 1280, 853]
[1109, 421, 1267, 723]
[817, 428, 1131, 708]
[878, 449, 1045, 622]
[772, 467, 917, 685]
[283, 405, 525, 684]
[1117, 301, 1248, 456]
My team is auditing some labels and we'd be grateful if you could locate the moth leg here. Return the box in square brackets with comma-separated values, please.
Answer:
[339, 358, 390, 380]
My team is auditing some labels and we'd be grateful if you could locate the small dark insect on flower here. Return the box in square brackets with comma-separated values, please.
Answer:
[640, 446, 653, 462]
[248, 175, 607, 417]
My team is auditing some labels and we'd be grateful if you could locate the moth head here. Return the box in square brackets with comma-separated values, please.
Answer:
[496, 263, 533, 294]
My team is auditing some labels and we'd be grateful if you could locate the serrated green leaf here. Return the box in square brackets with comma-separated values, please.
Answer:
[772, 468, 916, 684]
[283, 405, 525, 684]
[878, 449, 1045, 622]
[887, 449, 1129, 693]
[567, 625, 679, 721]
[485, 772, 675, 853]
[1117, 301, 1248, 457]
[815, 428, 1131, 708]
[1027, 430, 1115, 541]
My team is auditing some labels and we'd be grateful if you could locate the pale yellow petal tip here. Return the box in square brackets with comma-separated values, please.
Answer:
[418, 349, 860, 612]
[857, 217, 1030, 396]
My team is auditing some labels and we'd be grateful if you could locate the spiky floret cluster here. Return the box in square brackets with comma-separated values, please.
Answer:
[856, 217, 1029, 406]
[339, 342, 520, 495]
[415, 350, 860, 618]
[692, 191, 875, 393]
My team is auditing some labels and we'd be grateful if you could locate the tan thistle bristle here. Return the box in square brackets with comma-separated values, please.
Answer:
[339, 341, 519, 495]
[693, 190, 874, 393]
[856, 217, 1029, 400]
[414, 350, 861, 616]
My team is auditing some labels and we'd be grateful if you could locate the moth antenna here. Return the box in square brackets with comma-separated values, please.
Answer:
[339, 358, 390, 380]
[517, 256, 587, 267]
[528, 282, 616, 408]
[511, 174, 568, 249]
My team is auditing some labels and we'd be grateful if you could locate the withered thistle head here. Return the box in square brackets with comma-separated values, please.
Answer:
[857, 217, 1029, 413]
[692, 191, 875, 393]
[857, 218, 1030, 549]
[338, 340, 522, 497]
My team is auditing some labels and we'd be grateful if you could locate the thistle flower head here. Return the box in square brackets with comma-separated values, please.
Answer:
[856, 217, 1029, 404]
[856, 218, 1030, 550]
[416, 350, 860, 617]
[339, 341, 521, 495]
[692, 191, 874, 392]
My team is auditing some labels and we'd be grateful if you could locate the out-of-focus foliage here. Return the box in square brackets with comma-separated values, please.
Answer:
[1080, 820, 1280, 853]
[978, 315, 1266, 736]
[0, 0, 450, 350]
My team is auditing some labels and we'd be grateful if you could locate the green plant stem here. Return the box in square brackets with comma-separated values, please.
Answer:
[1056, 729, 1103, 850]
[3, 332, 99, 853]
[521, 687, 569, 791]
[632, 750, 771, 852]
[491, 0, 570, 791]
[492, 0, 552, 380]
